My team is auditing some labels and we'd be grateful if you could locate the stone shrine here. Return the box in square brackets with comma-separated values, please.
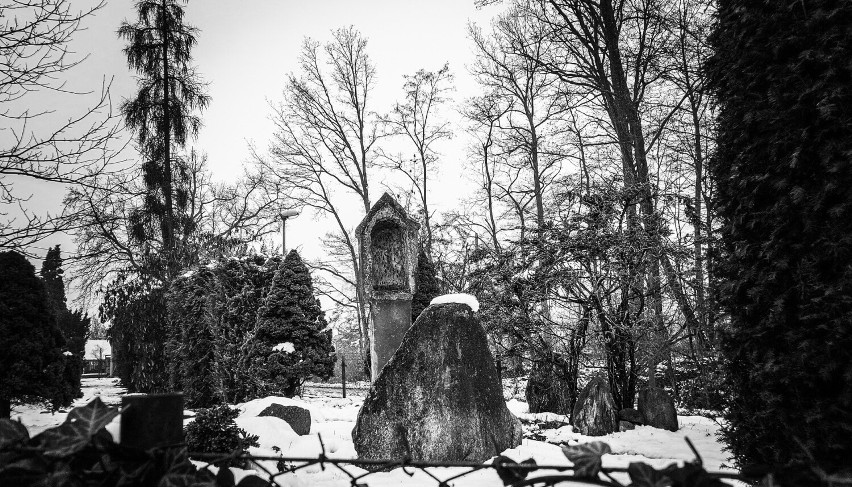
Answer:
[356, 193, 420, 380]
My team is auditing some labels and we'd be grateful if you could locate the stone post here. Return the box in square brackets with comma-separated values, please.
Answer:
[356, 193, 420, 381]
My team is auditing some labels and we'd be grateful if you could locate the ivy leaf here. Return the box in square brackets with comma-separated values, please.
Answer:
[0, 419, 29, 449]
[628, 462, 673, 487]
[561, 441, 611, 478]
[31, 398, 118, 457]
[493, 455, 537, 485]
[66, 397, 119, 436]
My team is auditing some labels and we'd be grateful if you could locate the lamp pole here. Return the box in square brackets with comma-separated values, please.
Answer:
[280, 209, 300, 254]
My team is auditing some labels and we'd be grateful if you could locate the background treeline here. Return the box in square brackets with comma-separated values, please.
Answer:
[103, 250, 335, 407]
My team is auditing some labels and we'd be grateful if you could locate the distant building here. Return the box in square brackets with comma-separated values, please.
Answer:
[84, 339, 113, 376]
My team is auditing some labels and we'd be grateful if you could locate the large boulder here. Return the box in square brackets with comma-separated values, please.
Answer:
[526, 352, 575, 416]
[571, 375, 618, 436]
[352, 303, 522, 466]
[638, 387, 678, 431]
[259, 403, 311, 435]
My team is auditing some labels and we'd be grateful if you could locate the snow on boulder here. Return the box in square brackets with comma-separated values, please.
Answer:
[429, 293, 479, 312]
[235, 416, 298, 451]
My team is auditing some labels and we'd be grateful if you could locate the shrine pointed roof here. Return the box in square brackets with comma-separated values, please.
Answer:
[356, 192, 420, 237]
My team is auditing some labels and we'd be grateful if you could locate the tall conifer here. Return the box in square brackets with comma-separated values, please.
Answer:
[119, 0, 209, 277]
[708, 0, 852, 479]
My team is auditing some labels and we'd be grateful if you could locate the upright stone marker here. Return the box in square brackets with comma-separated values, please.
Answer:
[356, 193, 420, 381]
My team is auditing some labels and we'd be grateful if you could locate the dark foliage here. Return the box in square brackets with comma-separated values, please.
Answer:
[166, 267, 219, 408]
[0, 398, 264, 486]
[411, 249, 441, 323]
[40, 245, 88, 400]
[184, 405, 258, 459]
[101, 278, 170, 394]
[0, 251, 73, 418]
[248, 250, 335, 397]
[707, 0, 852, 480]
[119, 0, 209, 278]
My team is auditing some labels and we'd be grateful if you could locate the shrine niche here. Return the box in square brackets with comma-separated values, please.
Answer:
[356, 193, 420, 380]
[370, 220, 407, 292]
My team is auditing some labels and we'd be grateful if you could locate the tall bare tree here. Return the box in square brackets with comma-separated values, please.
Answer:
[256, 26, 380, 365]
[380, 63, 453, 257]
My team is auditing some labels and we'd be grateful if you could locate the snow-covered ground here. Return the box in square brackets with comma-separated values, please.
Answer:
[12, 377, 125, 436]
[14, 378, 737, 486]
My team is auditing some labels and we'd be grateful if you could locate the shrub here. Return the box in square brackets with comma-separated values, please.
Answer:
[708, 0, 852, 479]
[184, 405, 258, 457]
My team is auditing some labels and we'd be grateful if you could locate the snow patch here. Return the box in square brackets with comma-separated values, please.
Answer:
[63, 351, 73, 356]
[272, 342, 295, 353]
[235, 416, 298, 450]
[430, 293, 480, 312]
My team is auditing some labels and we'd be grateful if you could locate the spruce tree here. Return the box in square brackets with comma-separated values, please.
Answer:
[411, 249, 441, 323]
[0, 251, 73, 418]
[249, 250, 335, 397]
[708, 0, 852, 479]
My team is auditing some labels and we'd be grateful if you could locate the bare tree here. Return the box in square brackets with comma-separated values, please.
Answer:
[380, 63, 453, 257]
[468, 7, 569, 233]
[256, 26, 381, 364]
[1, 0, 122, 252]
[65, 151, 283, 296]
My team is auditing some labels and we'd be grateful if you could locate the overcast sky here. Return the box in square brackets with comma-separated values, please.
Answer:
[14, 0, 501, 300]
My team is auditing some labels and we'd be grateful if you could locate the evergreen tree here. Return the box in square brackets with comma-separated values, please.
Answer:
[40, 245, 66, 314]
[708, 0, 852, 480]
[0, 251, 73, 418]
[411, 249, 440, 323]
[248, 250, 335, 397]
[40, 245, 88, 399]
[119, 0, 209, 277]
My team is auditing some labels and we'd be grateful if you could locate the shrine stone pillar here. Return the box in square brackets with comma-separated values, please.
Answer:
[356, 193, 420, 381]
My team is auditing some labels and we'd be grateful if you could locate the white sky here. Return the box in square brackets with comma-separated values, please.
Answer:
[16, 0, 503, 291]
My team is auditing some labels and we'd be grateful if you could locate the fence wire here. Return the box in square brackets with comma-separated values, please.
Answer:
[188, 442, 749, 487]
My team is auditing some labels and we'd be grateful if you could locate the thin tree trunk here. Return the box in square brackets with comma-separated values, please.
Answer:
[161, 0, 175, 274]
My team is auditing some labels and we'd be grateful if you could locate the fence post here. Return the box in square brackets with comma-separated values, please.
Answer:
[120, 393, 184, 450]
[341, 357, 347, 398]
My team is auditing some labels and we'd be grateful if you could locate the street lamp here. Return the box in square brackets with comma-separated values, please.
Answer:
[280, 209, 300, 254]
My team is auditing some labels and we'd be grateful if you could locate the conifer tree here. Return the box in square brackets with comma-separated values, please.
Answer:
[411, 249, 441, 323]
[249, 250, 335, 397]
[119, 0, 209, 277]
[708, 0, 852, 479]
[40, 245, 87, 399]
[0, 251, 73, 418]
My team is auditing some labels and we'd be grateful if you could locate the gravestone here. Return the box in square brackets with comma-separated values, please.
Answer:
[352, 302, 523, 466]
[356, 193, 420, 381]
[638, 386, 679, 431]
[571, 375, 618, 436]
